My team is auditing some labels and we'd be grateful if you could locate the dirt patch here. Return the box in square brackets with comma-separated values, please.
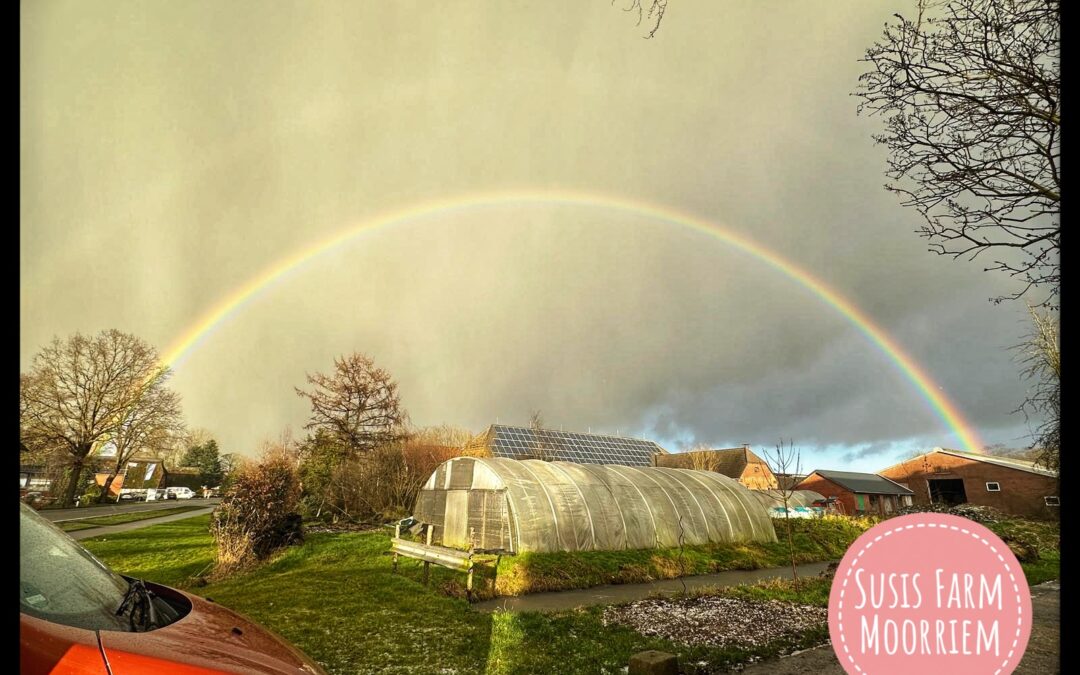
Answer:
[602, 595, 827, 649]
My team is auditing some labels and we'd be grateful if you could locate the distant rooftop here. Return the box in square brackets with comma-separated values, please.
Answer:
[931, 447, 1056, 477]
[808, 469, 914, 495]
[659, 446, 767, 478]
[465, 424, 669, 467]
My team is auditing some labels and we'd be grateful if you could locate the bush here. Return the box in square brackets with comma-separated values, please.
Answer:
[210, 448, 303, 578]
[895, 502, 1006, 524]
[299, 425, 477, 524]
[80, 484, 103, 504]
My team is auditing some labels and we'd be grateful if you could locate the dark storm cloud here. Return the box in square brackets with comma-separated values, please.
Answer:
[21, 0, 1038, 458]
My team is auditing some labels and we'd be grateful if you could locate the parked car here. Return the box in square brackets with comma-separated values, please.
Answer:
[20, 502, 325, 675]
[166, 487, 196, 500]
[118, 491, 145, 502]
[21, 491, 47, 507]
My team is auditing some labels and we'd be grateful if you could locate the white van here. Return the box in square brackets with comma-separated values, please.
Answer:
[166, 487, 196, 500]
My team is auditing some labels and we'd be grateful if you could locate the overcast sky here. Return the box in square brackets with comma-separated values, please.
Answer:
[21, 1, 1041, 472]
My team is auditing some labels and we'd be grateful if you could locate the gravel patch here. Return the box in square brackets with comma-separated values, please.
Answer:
[602, 595, 827, 649]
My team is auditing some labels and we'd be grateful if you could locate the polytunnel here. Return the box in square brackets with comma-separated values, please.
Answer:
[747, 490, 825, 510]
[411, 456, 778, 554]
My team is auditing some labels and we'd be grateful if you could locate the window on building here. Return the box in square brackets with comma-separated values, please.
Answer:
[985, 482, 1001, 492]
[1044, 496, 1060, 506]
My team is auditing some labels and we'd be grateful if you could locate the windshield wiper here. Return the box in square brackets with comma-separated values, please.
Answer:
[115, 578, 159, 632]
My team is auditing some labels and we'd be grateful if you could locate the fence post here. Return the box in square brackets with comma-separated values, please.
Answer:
[392, 521, 400, 574]
[423, 525, 433, 585]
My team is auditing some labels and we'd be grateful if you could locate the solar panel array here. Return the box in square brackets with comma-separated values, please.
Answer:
[485, 424, 666, 467]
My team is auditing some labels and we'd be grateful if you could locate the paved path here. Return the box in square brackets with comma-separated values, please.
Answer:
[43, 498, 220, 522]
[738, 580, 1060, 674]
[68, 506, 216, 540]
[472, 561, 835, 613]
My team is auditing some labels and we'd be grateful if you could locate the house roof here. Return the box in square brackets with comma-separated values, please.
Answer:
[878, 447, 1057, 478]
[465, 424, 669, 467]
[775, 473, 808, 490]
[659, 447, 770, 479]
[806, 470, 914, 495]
[933, 448, 1056, 477]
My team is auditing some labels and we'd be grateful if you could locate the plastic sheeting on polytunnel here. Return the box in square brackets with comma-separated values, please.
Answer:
[411, 456, 778, 554]
[747, 490, 825, 510]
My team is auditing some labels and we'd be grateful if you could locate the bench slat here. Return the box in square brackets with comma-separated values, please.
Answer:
[391, 538, 472, 570]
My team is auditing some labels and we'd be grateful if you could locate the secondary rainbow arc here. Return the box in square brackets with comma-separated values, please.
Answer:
[160, 190, 984, 453]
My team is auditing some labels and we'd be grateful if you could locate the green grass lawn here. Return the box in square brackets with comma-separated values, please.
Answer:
[57, 505, 209, 532]
[486, 515, 871, 597]
[83, 518, 837, 674]
[82, 514, 1059, 674]
[83, 515, 218, 586]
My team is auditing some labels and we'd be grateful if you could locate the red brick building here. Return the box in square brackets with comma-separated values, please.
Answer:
[796, 470, 914, 516]
[654, 446, 778, 490]
[878, 448, 1059, 520]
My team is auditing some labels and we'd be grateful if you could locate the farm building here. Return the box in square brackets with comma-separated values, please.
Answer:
[878, 448, 1059, 519]
[412, 456, 777, 553]
[796, 470, 914, 516]
[462, 424, 668, 467]
[748, 489, 826, 518]
[653, 446, 778, 490]
[94, 457, 168, 496]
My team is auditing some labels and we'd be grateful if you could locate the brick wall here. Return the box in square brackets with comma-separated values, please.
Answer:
[796, 474, 859, 515]
[879, 453, 1059, 519]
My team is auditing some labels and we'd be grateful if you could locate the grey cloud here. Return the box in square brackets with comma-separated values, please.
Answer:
[21, 1, 1041, 459]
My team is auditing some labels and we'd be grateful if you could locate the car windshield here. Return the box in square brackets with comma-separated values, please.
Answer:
[20, 502, 132, 631]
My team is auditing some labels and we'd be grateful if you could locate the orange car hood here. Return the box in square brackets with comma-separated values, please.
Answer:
[98, 585, 324, 675]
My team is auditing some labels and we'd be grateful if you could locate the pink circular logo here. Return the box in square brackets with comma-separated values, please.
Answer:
[829, 513, 1032, 674]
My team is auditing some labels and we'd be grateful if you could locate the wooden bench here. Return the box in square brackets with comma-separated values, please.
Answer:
[391, 523, 477, 595]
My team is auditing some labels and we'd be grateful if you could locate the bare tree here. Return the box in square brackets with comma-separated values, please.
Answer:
[612, 0, 669, 39]
[97, 383, 185, 503]
[20, 330, 175, 507]
[684, 444, 722, 472]
[1014, 305, 1058, 474]
[295, 353, 407, 457]
[761, 439, 803, 590]
[855, 0, 1059, 307]
[525, 410, 560, 461]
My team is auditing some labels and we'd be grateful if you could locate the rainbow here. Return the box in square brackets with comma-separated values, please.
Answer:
[160, 190, 983, 453]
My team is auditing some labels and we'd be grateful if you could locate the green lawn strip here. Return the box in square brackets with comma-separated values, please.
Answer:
[708, 574, 833, 606]
[58, 505, 209, 531]
[82, 514, 217, 588]
[1018, 549, 1060, 585]
[58, 521, 101, 532]
[489, 516, 872, 597]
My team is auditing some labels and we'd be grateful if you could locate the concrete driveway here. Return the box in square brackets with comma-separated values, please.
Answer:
[67, 506, 217, 540]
